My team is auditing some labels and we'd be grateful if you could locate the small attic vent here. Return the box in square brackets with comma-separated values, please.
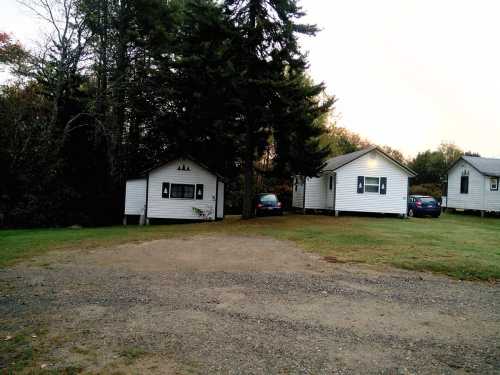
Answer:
[177, 164, 191, 171]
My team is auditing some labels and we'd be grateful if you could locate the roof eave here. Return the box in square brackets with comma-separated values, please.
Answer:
[447, 156, 485, 176]
[323, 147, 416, 176]
[131, 155, 225, 181]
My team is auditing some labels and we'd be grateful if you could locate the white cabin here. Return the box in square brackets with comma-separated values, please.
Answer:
[292, 147, 416, 216]
[124, 157, 224, 222]
[443, 156, 500, 213]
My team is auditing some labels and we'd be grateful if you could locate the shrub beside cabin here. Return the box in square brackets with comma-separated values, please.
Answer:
[292, 147, 416, 217]
[443, 156, 500, 215]
[124, 158, 224, 223]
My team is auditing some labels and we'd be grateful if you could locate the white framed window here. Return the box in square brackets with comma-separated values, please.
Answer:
[490, 177, 499, 191]
[364, 177, 380, 193]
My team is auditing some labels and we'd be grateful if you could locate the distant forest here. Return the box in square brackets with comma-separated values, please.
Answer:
[0, 0, 477, 227]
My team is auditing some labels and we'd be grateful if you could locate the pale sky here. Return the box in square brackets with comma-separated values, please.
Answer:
[2, 0, 500, 158]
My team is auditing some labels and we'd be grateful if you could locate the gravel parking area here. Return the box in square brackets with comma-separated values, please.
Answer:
[1, 234, 499, 374]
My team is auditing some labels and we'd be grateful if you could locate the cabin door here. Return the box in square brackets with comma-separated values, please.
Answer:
[327, 174, 336, 210]
[332, 174, 336, 211]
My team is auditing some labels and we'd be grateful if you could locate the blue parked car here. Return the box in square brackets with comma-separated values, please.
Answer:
[408, 195, 441, 218]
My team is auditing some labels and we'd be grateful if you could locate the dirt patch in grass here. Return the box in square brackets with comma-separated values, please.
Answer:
[1, 234, 499, 374]
[76, 235, 323, 273]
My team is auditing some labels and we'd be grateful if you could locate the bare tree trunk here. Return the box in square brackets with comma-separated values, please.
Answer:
[242, 121, 255, 219]
[241, 0, 259, 219]
[21, 0, 89, 139]
[109, 0, 128, 183]
[95, 0, 109, 120]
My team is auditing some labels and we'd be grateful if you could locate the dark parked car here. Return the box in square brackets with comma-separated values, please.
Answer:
[255, 193, 283, 216]
[408, 195, 441, 218]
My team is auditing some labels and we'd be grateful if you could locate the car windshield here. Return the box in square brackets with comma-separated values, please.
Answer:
[259, 194, 278, 203]
[419, 197, 436, 203]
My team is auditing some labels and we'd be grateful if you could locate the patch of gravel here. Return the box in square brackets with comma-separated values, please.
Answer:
[1, 235, 499, 374]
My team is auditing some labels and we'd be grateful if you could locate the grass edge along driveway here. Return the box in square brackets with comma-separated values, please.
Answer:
[1, 213, 499, 280]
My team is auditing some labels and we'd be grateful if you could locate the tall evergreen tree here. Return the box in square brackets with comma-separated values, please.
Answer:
[156, 0, 242, 176]
[224, 0, 333, 218]
[272, 72, 332, 179]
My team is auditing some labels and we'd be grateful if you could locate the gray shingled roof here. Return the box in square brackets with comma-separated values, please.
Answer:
[462, 156, 500, 176]
[323, 146, 416, 175]
[323, 146, 377, 171]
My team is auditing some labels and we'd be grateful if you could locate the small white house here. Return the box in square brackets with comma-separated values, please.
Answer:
[443, 155, 500, 214]
[292, 146, 416, 216]
[124, 157, 224, 223]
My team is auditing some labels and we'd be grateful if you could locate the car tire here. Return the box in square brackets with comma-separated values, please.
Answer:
[408, 208, 415, 218]
[432, 213, 440, 218]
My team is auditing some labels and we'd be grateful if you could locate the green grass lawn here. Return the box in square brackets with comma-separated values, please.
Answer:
[1, 212, 499, 280]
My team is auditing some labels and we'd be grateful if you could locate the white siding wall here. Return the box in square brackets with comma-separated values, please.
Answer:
[447, 162, 484, 210]
[292, 177, 305, 208]
[124, 179, 147, 215]
[335, 151, 409, 215]
[304, 176, 327, 210]
[484, 177, 500, 212]
[147, 159, 218, 220]
[217, 180, 224, 218]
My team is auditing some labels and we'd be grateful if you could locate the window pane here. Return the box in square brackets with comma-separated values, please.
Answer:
[460, 176, 469, 194]
[259, 194, 278, 203]
[365, 185, 379, 193]
[170, 184, 195, 199]
[365, 177, 379, 185]
[184, 185, 195, 199]
[170, 184, 183, 198]
[420, 197, 436, 203]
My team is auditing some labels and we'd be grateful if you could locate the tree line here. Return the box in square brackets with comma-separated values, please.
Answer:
[1, 0, 334, 227]
[0, 0, 478, 227]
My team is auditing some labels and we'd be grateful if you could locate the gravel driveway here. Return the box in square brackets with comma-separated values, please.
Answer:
[1, 234, 499, 374]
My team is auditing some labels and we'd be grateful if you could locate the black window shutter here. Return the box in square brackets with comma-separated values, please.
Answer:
[329, 176, 333, 190]
[162, 182, 170, 198]
[357, 176, 364, 193]
[380, 177, 387, 195]
[195, 184, 204, 200]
